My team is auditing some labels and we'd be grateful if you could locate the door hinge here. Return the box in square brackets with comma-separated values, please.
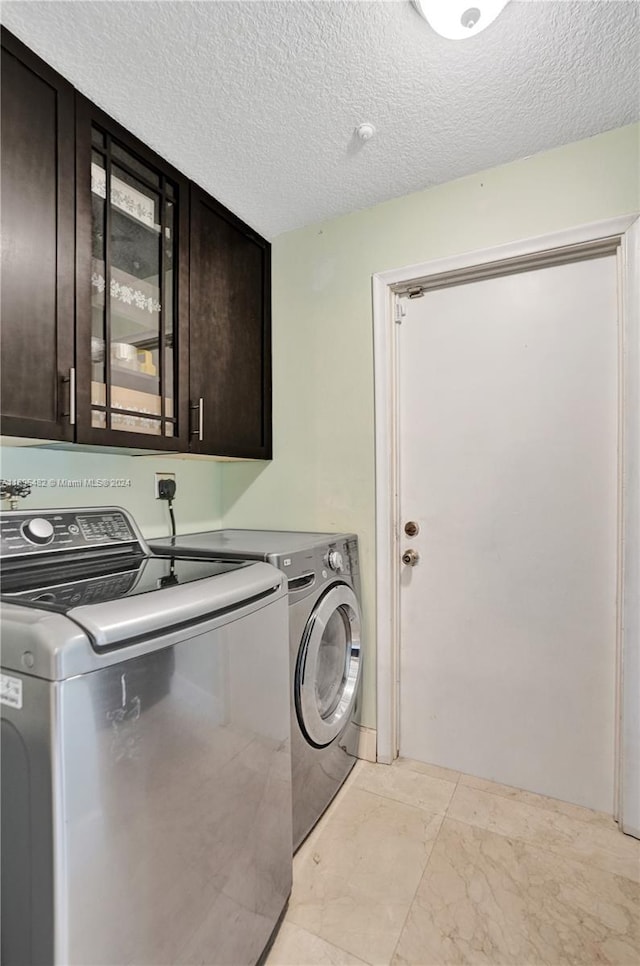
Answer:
[394, 298, 406, 324]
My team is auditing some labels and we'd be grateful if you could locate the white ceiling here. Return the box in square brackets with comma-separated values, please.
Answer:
[2, 1, 639, 239]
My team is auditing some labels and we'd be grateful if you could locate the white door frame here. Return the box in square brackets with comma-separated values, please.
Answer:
[372, 215, 640, 833]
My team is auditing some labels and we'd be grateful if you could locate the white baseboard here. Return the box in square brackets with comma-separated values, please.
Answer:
[356, 725, 377, 762]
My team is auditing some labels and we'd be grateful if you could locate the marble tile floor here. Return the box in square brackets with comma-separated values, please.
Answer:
[267, 758, 640, 966]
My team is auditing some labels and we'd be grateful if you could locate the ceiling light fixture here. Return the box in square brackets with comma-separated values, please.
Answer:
[412, 1, 510, 40]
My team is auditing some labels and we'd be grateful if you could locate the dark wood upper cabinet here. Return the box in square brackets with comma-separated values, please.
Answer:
[189, 187, 272, 459]
[74, 96, 190, 451]
[0, 28, 75, 441]
[1, 30, 272, 459]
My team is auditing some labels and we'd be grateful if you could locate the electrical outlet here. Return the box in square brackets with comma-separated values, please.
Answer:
[155, 472, 176, 500]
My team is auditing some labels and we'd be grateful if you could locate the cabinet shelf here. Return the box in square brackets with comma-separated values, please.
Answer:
[93, 363, 160, 395]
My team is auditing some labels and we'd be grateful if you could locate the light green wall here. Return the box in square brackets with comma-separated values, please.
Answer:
[3, 125, 638, 732]
[222, 123, 640, 732]
[0, 444, 223, 539]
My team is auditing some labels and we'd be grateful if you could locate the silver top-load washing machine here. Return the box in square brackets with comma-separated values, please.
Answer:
[150, 529, 364, 850]
[1, 508, 292, 966]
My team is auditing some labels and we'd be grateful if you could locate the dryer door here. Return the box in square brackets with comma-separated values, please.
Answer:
[296, 583, 362, 747]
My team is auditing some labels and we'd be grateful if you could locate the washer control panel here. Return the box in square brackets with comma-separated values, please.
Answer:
[1, 509, 138, 558]
[21, 517, 55, 546]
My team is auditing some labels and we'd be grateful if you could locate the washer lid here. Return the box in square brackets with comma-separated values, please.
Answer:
[1, 554, 250, 612]
[296, 583, 362, 748]
[1, 558, 284, 655]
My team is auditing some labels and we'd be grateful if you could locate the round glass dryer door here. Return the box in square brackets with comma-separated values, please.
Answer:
[296, 583, 362, 747]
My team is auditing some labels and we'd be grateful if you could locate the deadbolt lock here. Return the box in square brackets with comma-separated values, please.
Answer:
[404, 521, 420, 537]
[402, 549, 420, 567]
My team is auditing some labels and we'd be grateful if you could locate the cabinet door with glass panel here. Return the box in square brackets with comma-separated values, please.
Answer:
[75, 97, 189, 449]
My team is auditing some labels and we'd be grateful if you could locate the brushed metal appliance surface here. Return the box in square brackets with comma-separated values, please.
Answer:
[151, 528, 363, 852]
[1, 507, 292, 966]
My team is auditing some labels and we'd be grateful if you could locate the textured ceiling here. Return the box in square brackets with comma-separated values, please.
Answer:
[2, 1, 639, 238]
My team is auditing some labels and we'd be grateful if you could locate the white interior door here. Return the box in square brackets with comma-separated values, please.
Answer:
[398, 255, 620, 814]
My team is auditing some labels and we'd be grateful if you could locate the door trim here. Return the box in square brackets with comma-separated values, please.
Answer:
[372, 215, 639, 834]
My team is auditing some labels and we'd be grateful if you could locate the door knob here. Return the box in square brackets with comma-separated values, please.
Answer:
[402, 549, 420, 567]
[404, 521, 420, 537]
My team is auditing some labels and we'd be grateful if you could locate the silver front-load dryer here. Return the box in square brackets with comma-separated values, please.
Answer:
[151, 530, 363, 850]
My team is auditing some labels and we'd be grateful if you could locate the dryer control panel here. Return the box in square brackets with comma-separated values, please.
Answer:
[281, 536, 360, 600]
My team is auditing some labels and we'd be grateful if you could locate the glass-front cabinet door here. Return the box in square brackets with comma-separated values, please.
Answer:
[75, 98, 188, 449]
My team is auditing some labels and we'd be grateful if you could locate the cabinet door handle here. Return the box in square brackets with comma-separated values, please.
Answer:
[190, 397, 204, 441]
[69, 367, 76, 425]
[62, 368, 76, 425]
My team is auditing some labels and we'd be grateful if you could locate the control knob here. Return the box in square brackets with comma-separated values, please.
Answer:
[22, 517, 55, 546]
[326, 549, 344, 572]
